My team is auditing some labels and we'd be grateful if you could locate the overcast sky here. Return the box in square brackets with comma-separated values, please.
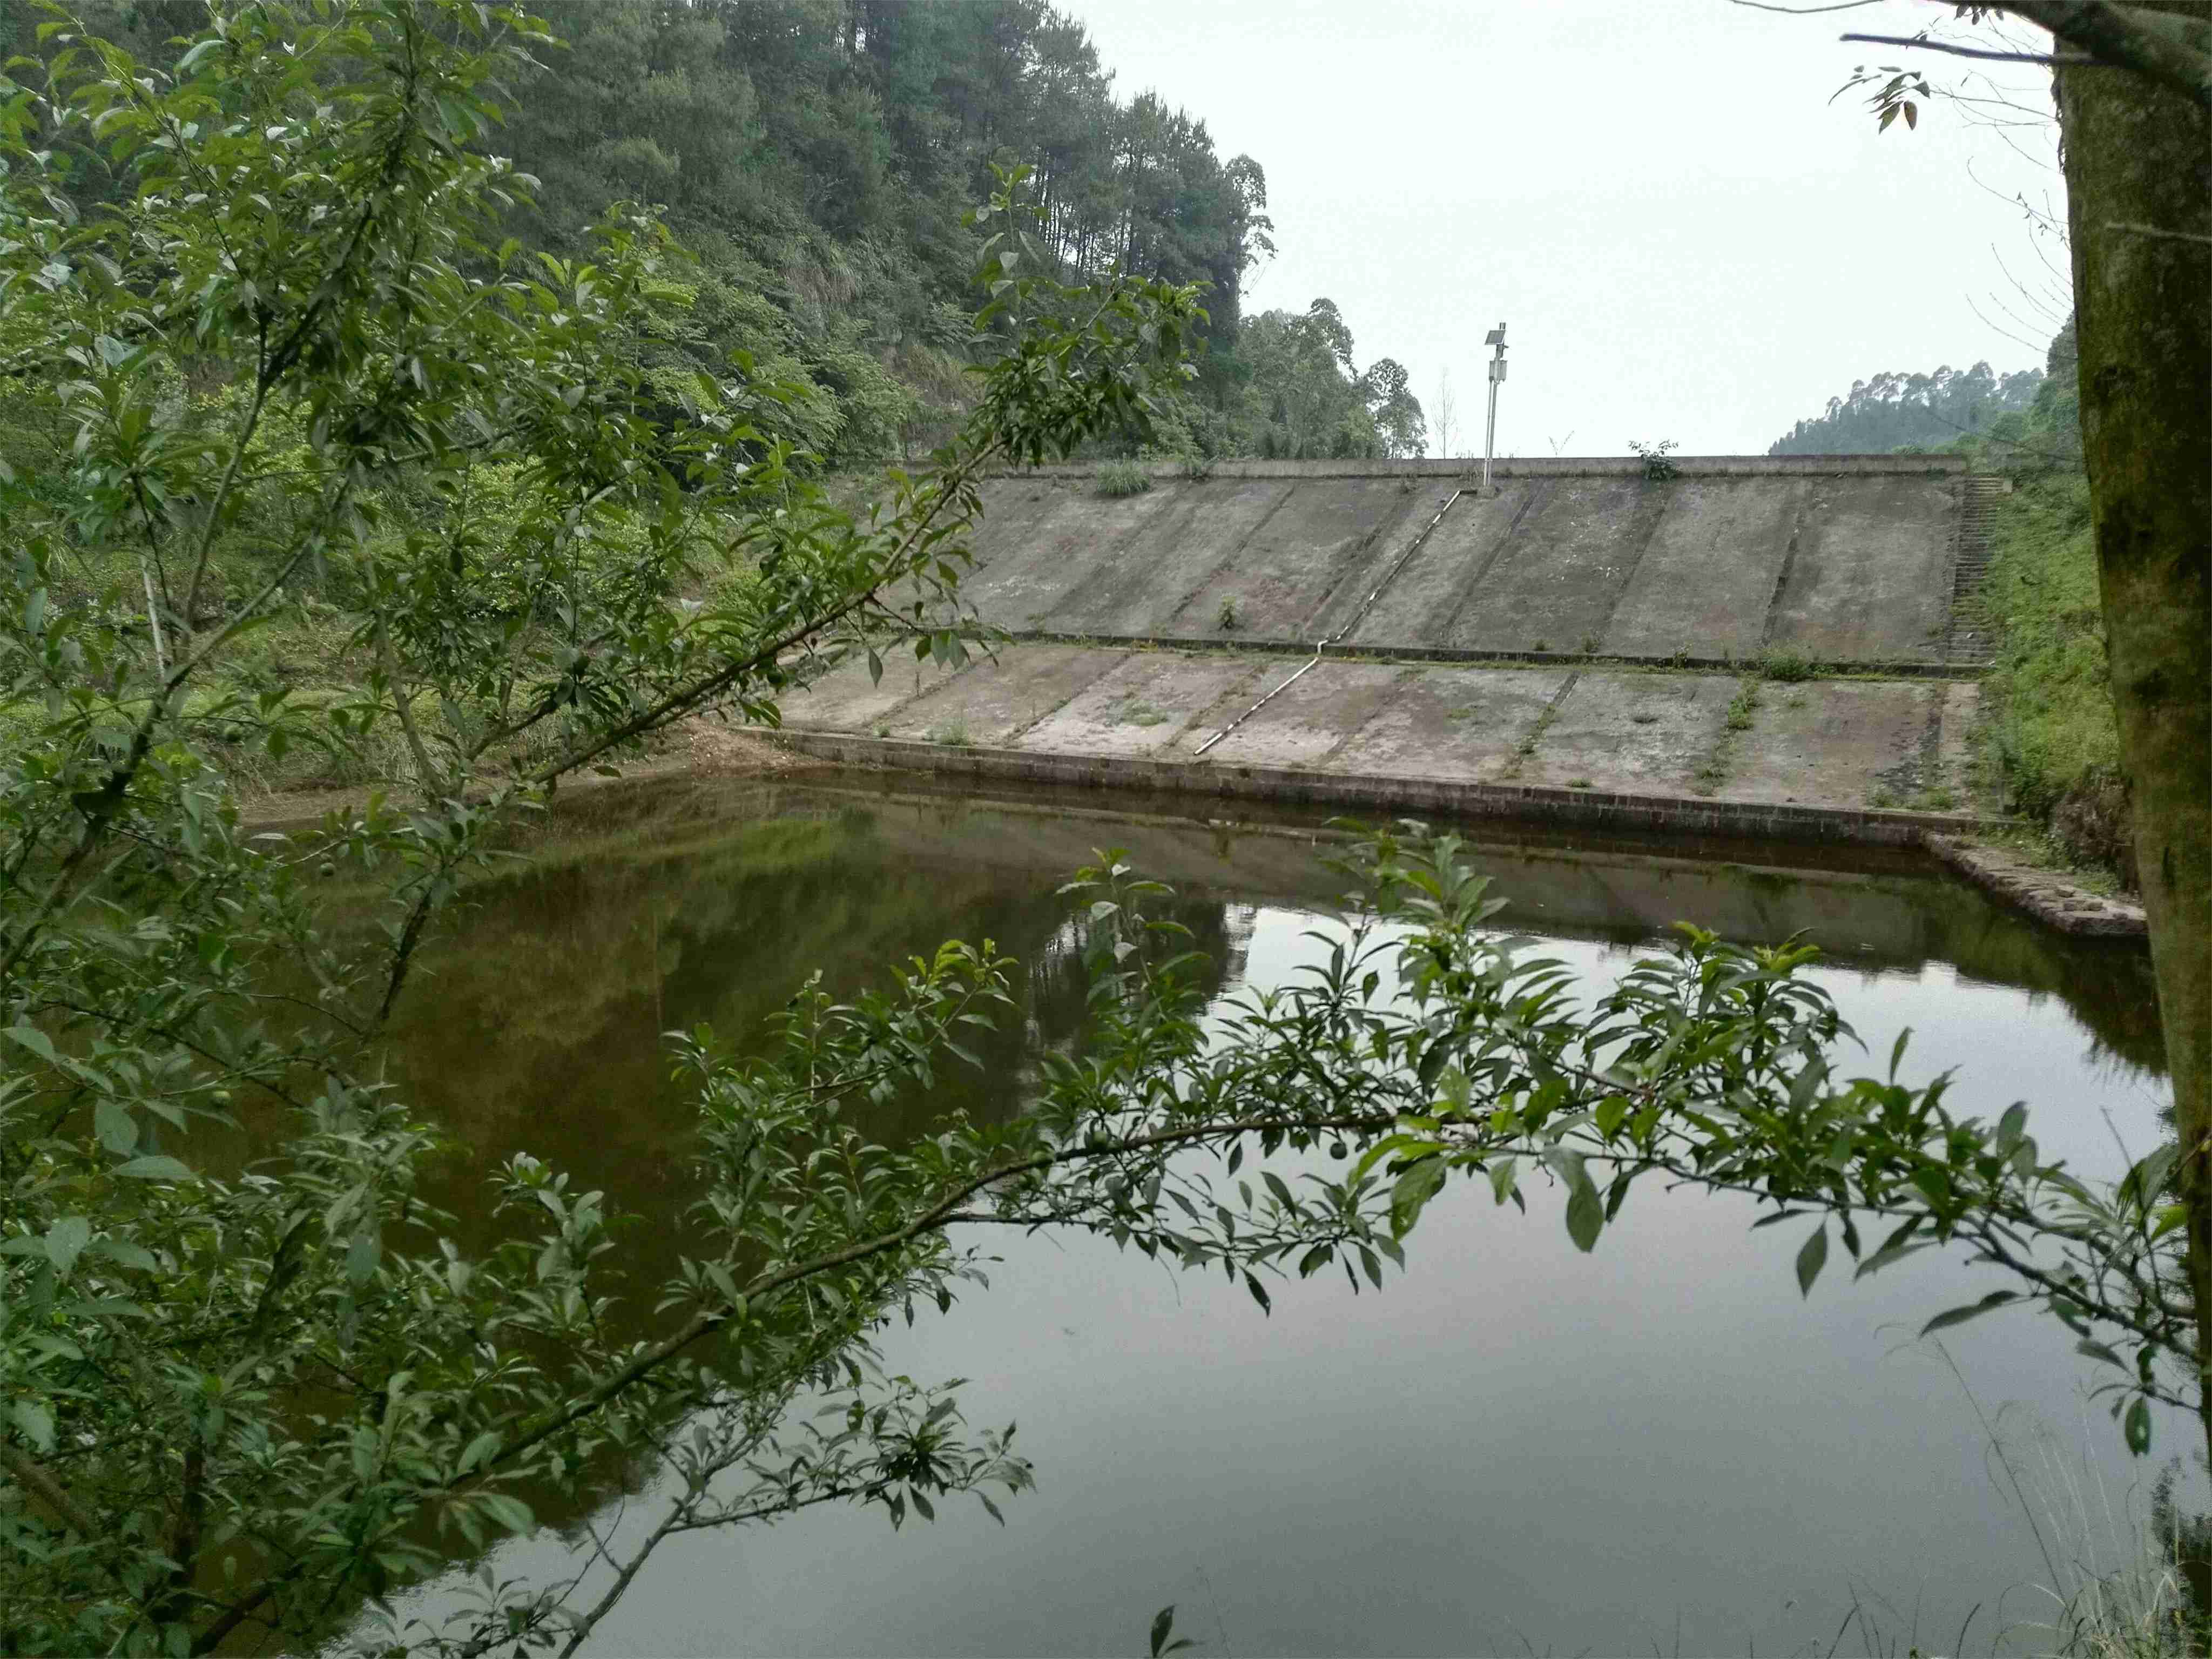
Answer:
[1063, 0, 2070, 457]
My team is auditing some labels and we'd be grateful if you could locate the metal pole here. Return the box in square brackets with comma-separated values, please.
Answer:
[1481, 321, 1506, 492]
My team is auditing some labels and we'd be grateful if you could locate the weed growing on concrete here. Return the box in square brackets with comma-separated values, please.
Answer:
[1760, 645, 1815, 683]
[1217, 597, 1239, 632]
[1724, 677, 1762, 732]
[1578, 632, 1601, 655]
[1567, 777, 1593, 790]
[1122, 700, 1169, 727]
[872, 723, 892, 739]
[1532, 637, 1550, 654]
[1630, 712, 1660, 725]
[1629, 438, 1680, 482]
[1181, 454, 1216, 482]
[1096, 461, 1151, 498]
[928, 720, 971, 747]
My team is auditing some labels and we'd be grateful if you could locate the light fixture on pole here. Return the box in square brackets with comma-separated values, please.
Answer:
[1482, 322, 1507, 493]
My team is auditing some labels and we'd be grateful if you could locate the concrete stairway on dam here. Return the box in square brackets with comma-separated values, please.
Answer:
[1944, 473, 2006, 669]
[780, 458, 2001, 845]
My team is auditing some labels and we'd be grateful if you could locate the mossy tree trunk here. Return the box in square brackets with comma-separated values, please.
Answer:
[2050, 18, 2211, 1469]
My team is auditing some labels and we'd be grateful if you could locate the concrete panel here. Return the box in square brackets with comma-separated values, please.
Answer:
[1602, 478, 1803, 659]
[1169, 478, 1425, 642]
[960, 481, 1184, 630]
[882, 645, 1123, 745]
[1301, 480, 1469, 643]
[1327, 666, 1573, 782]
[1191, 661, 1414, 767]
[1015, 651, 1269, 758]
[1521, 670, 1737, 794]
[1339, 481, 1536, 648]
[777, 652, 958, 733]
[1768, 475, 1956, 663]
[1044, 478, 1297, 637]
[1448, 478, 1658, 655]
[1935, 680, 1982, 807]
[966, 478, 1079, 564]
[1718, 680, 1932, 808]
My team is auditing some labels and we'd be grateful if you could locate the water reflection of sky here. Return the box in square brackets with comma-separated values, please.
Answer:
[378, 888, 2184, 1659]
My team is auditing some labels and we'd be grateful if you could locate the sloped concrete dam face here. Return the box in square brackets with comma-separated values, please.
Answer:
[960, 458, 1971, 668]
[781, 458, 1994, 845]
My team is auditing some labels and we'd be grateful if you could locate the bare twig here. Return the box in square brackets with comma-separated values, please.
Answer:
[1840, 31, 2082, 65]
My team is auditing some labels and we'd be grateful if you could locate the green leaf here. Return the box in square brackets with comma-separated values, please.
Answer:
[45, 1216, 90, 1275]
[1243, 1271, 1271, 1313]
[1488, 1158, 1518, 1206]
[1920, 1290, 2016, 1337]
[4, 1024, 58, 1064]
[1390, 1157, 1447, 1238]
[113, 1156, 193, 1182]
[1795, 1224, 1827, 1298]
[458, 1431, 503, 1473]
[93, 1100, 137, 1156]
[10, 1399, 55, 1454]
[1564, 1180, 1603, 1253]
[2125, 1397, 2152, 1456]
[476, 1493, 535, 1535]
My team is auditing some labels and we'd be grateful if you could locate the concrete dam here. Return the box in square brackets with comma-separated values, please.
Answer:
[777, 456, 2004, 849]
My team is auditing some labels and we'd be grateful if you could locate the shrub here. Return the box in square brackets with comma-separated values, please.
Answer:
[1760, 646, 1814, 683]
[1629, 438, 1680, 482]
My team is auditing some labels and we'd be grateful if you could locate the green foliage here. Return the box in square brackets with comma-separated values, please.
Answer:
[0, 11, 2181, 1653]
[0, 0, 1282, 470]
[1095, 460, 1152, 498]
[1724, 676, 1762, 731]
[1197, 297, 1423, 461]
[1769, 359, 2044, 456]
[1980, 469, 2130, 873]
[1629, 438, 1680, 481]
[1759, 645, 1815, 683]
[0, 4, 1204, 1649]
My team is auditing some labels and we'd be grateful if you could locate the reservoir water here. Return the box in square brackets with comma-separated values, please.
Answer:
[340, 776, 2176, 1657]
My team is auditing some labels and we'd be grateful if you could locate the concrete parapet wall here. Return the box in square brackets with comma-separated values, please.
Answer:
[1000, 455, 1968, 481]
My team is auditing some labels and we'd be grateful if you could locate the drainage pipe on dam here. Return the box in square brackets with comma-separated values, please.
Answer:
[1196, 488, 1464, 757]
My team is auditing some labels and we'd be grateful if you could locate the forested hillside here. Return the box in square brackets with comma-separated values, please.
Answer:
[0, 0, 1424, 465]
[1768, 357, 2044, 455]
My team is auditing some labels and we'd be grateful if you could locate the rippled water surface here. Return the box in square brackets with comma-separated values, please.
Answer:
[342, 777, 2175, 1657]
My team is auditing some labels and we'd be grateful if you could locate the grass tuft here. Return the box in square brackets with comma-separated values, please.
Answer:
[1095, 460, 1151, 498]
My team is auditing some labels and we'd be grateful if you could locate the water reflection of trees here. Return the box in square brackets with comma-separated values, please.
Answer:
[288, 787, 2162, 1645]
[375, 808, 1239, 1313]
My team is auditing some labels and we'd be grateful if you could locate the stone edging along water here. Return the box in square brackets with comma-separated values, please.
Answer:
[767, 729, 2146, 939]
[1924, 837, 2148, 938]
